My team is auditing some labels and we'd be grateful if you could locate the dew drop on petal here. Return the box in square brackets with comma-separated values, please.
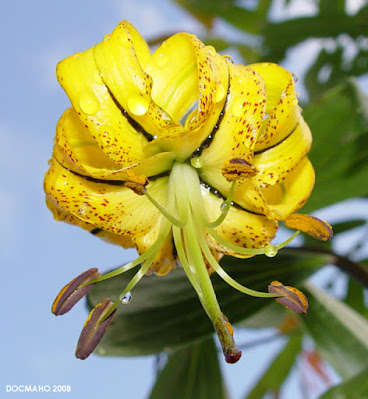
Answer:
[191, 157, 202, 169]
[104, 34, 111, 41]
[223, 55, 234, 63]
[261, 171, 279, 186]
[207, 45, 216, 56]
[292, 73, 299, 83]
[120, 292, 132, 304]
[121, 37, 132, 47]
[231, 97, 246, 117]
[265, 244, 278, 257]
[215, 84, 225, 103]
[128, 96, 149, 116]
[79, 90, 100, 116]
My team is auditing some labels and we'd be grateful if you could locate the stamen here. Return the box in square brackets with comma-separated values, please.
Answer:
[81, 218, 172, 286]
[205, 181, 236, 228]
[207, 229, 300, 257]
[181, 206, 241, 362]
[195, 219, 278, 298]
[142, 189, 185, 228]
[101, 253, 157, 322]
[173, 225, 203, 300]
[208, 228, 266, 255]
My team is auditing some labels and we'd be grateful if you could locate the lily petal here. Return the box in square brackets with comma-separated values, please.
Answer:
[54, 108, 175, 179]
[249, 63, 299, 152]
[44, 160, 168, 238]
[93, 21, 183, 139]
[252, 116, 312, 188]
[201, 186, 278, 256]
[261, 157, 315, 220]
[57, 45, 151, 166]
[199, 61, 266, 175]
[146, 35, 229, 160]
[46, 197, 135, 248]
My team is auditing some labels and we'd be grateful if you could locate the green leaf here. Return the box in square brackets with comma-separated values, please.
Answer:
[301, 282, 368, 378]
[301, 79, 368, 212]
[238, 301, 287, 330]
[244, 333, 303, 399]
[330, 219, 366, 235]
[172, 0, 271, 34]
[262, 8, 367, 63]
[320, 367, 368, 399]
[87, 250, 329, 356]
[319, 0, 346, 15]
[148, 336, 228, 399]
[345, 277, 367, 316]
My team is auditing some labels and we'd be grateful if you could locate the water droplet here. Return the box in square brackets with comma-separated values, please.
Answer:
[207, 45, 216, 56]
[191, 157, 202, 169]
[264, 244, 278, 257]
[223, 55, 234, 63]
[215, 84, 225, 103]
[121, 37, 131, 47]
[79, 90, 100, 116]
[128, 96, 149, 116]
[231, 97, 246, 117]
[120, 292, 132, 304]
[104, 34, 111, 41]
[292, 73, 299, 83]
[73, 52, 81, 59]
[220, 202, 230, 213]
[153, 51, 168, 68]
[261, 171, 279, 186]
[263, 114, 270, 121]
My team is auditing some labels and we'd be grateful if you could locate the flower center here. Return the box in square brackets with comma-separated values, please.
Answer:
[88, 162, 300, 362]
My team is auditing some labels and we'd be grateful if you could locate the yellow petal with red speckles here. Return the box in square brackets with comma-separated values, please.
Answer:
[252, 116, 312, 188]
[249, 63, 299, 152]
[261, 158, 315, 220]
[93, 21, 184, 141]
[54, 108, 175, 180]
[45, 160, 168, 238]
[199, 62, 265, 177]
[200, 187, 278, 257]
[57, 47, 151, 166]
[145, 34, 228, 160]
[46, 196, 135, 249]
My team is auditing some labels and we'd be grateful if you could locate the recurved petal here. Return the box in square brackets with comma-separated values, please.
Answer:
[145, 35, 229, 160]
[46, 197, 135, 248]
[260, 157, 315, 220]
[54, 108, 175, 180]
[44, 160, 168, 238]
[201, 186, 278, 256]
[199, 61, 266, 175]
[57, 51, 148, 166]
[93, 21, 183, 139]
[252, 115, 312, 188]
[135, 231, 177, 276]
[249, 63, 300, 152]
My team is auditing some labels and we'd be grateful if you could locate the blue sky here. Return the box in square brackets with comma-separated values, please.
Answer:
[1, 0, 367, 398]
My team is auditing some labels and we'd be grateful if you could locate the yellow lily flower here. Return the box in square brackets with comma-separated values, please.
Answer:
[45, 21, 331, 362]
